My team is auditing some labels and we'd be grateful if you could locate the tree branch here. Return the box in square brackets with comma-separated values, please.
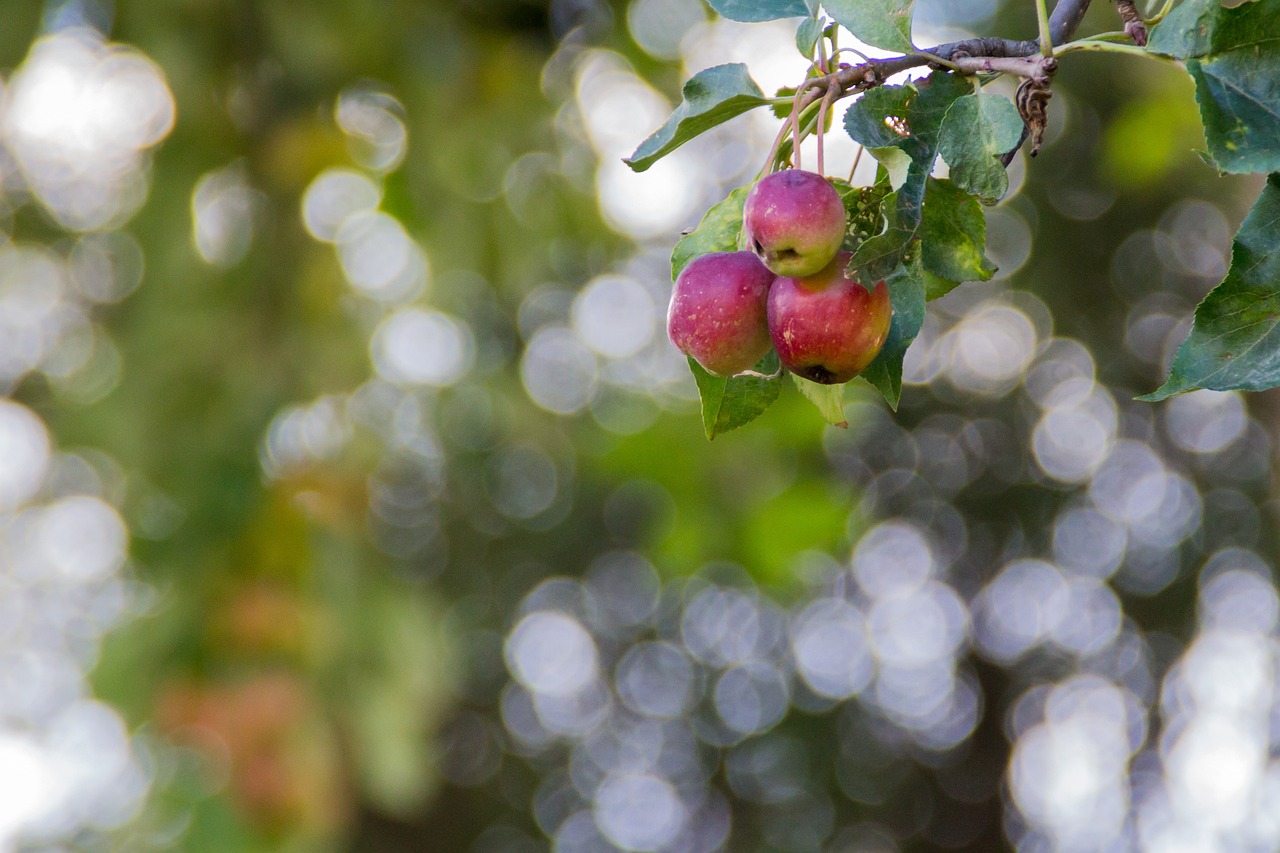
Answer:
[1049, 0, 1093, 45]
[788, 0, 1093, 167]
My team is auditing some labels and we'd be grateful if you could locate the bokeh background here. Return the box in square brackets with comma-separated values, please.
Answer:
[0, 0, 1274, 850]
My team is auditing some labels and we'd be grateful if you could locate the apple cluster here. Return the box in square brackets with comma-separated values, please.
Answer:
[667, 170, 891, 385]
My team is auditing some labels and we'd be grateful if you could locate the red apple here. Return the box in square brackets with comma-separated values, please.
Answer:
[743, 170, 847, 278]
[768, 251, 891, 384]
[668, 251, 775, 376]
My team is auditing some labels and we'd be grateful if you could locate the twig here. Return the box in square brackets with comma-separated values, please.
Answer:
[781, 0, 1095, 169]
[1036, 0, 1055, 57]
[1114, 0, 1148, 46]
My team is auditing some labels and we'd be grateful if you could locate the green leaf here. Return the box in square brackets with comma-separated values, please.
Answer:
[868, 146, 912, 189]
[861, 258, 926, 409]
[706, 0, 811, 22]
[848, 228, 914, 288]
[689, 352, 783, 439]
[937, 91, 1024, 203]
[671, 185, 749, 278]
[1140, 174, 1280, 400]
[1149, 0, 1280, 174]
[923, 268, 961, 301]
[625, 65, 770, 172]
[796, 16, 823, 58]
[823, 0, 915, 53]
[844, 73, 970, 227]
[844, 85, 914, 149]
[919, 177, 996, 283]
[844, 189, 914, 289]
[791, 374, 847, 426]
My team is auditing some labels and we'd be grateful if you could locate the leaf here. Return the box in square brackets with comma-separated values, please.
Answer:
[1140, 174, 1280, 400]
[706, 0, 811, 22]
[1148, 0, 1280, 174]
[848, 228, 914, 288]
[772, 86, 799, 119]
[861, 257, 926, 409]
[671, 185, 749, 278]
[625, 65, 770, 172]
[689, 352, 783, 439]
[791, 374, 847, 426]
[796, 16, 823, 58]
[823, 0, 915, 53]
[844, 85, 915, 149]
[937, 91, 1024, 203]
[843, 73, 971, 227]
[923, 268, 960, 301]
[868, 146, 911, 190]
[919, 177, 996, 283]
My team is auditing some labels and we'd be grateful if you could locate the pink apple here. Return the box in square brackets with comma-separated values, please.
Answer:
[767, 251, 891, 384]
[743, 170, 847, 278]
[668, 251, 775, 376]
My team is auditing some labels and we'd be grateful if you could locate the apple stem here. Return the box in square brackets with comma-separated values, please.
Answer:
[790, 101, 802, 170]
[816, 82, 837, 177]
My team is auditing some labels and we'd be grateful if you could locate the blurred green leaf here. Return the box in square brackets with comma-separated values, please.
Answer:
[1141, 173, 1280, 399]
[625, 64, 770, 172]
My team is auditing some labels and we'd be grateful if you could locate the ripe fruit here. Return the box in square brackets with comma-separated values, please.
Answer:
[668, 251, 775, 376]
[743, 170, 847, 278]
[767, 251, 891, 384]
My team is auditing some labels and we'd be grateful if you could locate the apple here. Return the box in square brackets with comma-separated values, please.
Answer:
[743, 170, 847, 278]
[668, 251, 775, 376]
[767, 251, 891, 384]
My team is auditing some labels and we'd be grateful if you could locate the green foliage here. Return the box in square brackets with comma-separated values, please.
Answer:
[689, 353, 783, 438]
[795, 15, 823, 58]
[1139, 173, 1280, 400]
[843, 72, 971, 227]
[920, 177, 997, 283]
[704, 0, 813, 23]
[671, 185, 750, 278]
[859, 257, 926, 409]
[1150, 0, 1280, 174]
[822, 0, 916, 53]
[791, 373, 846, 425]
[625, 64, 772, 172]
[938, 90, 1025, 203]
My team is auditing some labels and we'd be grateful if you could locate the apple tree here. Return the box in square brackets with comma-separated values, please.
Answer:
[629, 0, 1280, 438]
